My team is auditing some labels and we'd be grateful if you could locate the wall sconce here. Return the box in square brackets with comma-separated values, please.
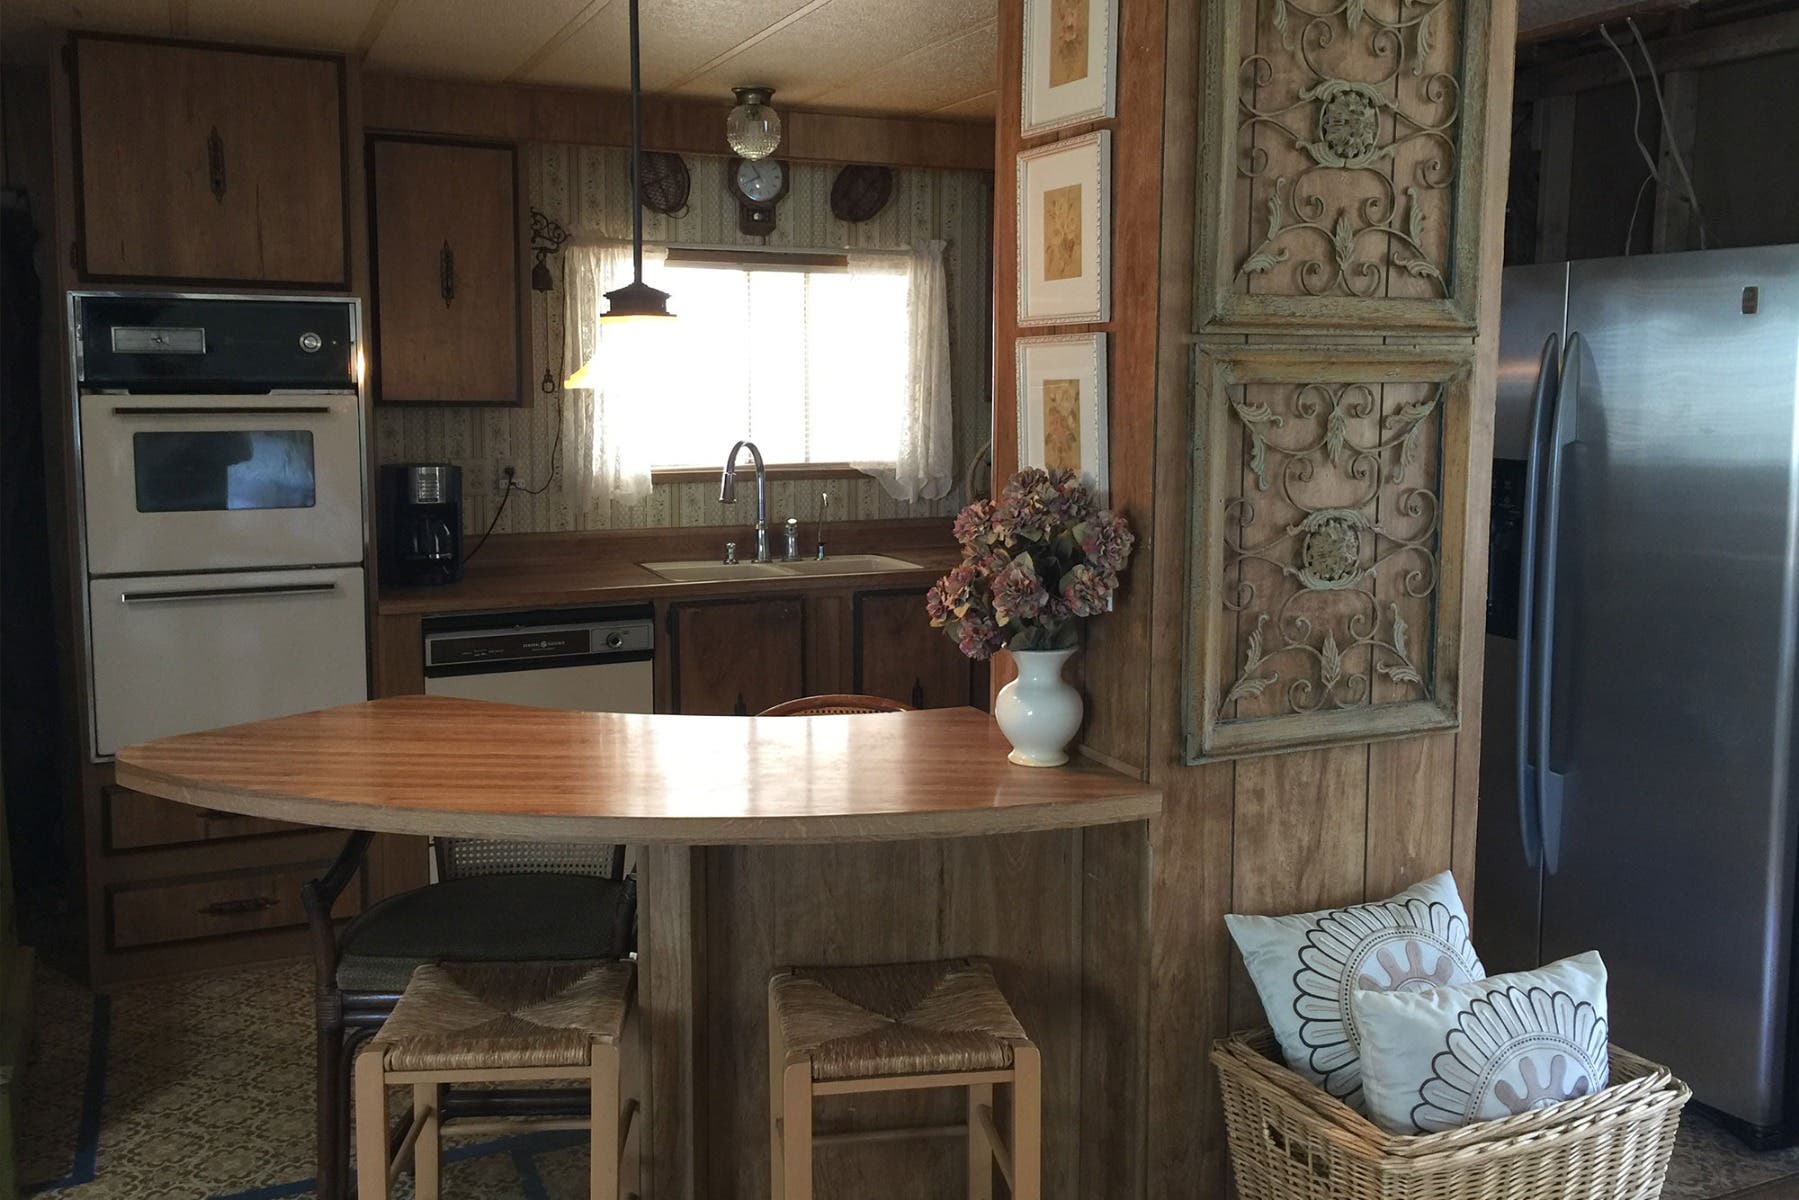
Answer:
[529, 208, 571, 292]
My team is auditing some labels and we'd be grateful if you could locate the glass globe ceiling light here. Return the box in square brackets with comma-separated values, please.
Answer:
[727, 86, 782, 160]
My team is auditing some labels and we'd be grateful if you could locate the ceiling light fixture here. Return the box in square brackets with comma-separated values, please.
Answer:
[590, 0, 672, 337]
[726, 86, 782, 160]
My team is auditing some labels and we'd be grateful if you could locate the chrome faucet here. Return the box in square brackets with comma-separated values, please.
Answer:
[719, 439, 771, 563]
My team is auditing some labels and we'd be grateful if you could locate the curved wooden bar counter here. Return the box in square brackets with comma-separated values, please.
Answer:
[115, 696, 1162, 1200]
[113, 696, 1161, 843]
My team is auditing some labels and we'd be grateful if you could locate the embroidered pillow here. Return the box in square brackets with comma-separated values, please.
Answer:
[1352, 951, 1610, 1135]
[1223, 871, 1484, 1110]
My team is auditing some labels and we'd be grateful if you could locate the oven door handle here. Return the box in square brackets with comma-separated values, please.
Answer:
[119, 582, 339, 604]
[109, 405, 335, 417]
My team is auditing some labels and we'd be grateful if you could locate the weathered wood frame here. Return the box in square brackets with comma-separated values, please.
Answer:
[1192, 0, 1495, 334]
[1186, 343, 1475, 761]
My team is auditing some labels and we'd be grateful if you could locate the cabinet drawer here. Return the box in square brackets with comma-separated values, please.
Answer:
[108, 863, 359, 950]
[105, 785, 305, 851]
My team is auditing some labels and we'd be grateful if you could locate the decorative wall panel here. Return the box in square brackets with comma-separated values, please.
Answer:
[1186, 346, 1472, 760]
[1194, 0, 1492, 331]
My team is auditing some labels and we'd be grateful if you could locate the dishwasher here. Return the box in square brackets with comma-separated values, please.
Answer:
[422, 604, 655, 713]
[421, 605, 656, 880]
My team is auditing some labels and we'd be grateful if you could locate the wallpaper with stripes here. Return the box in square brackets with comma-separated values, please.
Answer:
[374, 144, 995, 534]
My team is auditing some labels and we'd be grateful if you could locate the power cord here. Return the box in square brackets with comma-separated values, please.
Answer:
[1628, 17, 1709, 250]
[1598, 23, 1661, 255]
[464, 396, 565, 565]
[1598, 19, 1711, 254]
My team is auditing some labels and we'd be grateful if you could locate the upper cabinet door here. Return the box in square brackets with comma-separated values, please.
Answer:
[370, 137, 524, 406]
[1194, 0, 1494, 334]
[72, 35, 349, 287]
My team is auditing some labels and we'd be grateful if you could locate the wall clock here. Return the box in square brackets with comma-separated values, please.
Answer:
[730, 156, 789, 235]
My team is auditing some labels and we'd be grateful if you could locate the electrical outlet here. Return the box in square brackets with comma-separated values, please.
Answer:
[495, 465, 517, 494]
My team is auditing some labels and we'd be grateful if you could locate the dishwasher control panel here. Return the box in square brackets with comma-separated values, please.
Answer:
[423, 605, 654, 673]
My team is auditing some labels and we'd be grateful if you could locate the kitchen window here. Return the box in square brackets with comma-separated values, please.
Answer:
[562, 239, 953, 505]
[644, 254, 909, 470]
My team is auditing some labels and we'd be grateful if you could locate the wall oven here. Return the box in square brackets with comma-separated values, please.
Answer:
[72, 294, 370, 759]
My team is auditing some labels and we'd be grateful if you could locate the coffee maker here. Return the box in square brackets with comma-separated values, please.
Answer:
[379, 464, 463, 586]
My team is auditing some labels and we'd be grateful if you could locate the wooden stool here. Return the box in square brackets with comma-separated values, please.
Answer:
[768, 958, 1041, 1200]
[353, 960, 639, 1200]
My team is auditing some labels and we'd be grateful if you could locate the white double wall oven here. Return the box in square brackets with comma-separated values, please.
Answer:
[72, 294, 371, 759]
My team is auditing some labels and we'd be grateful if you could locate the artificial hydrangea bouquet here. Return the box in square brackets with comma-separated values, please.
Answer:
[927, 467, 1135, 661]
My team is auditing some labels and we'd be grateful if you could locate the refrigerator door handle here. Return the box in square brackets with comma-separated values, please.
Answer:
[1515, 332, 1560, 869]
[1535, 332, 1582, 875]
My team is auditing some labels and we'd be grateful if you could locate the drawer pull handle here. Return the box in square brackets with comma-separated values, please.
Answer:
[207, 126, 227, 201]
[200, 896, 278, 917]
[121, 582, 338, 604]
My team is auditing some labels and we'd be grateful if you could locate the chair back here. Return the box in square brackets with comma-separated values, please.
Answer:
[434, 838, 625, 881]
[758, 694, 913, 717]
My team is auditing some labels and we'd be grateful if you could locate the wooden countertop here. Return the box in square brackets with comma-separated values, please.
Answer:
[114, 697, 1161, 845]
[378, 553, 958, 615]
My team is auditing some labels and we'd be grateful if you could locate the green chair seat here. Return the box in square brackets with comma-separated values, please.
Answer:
[336, 873, 635, 994]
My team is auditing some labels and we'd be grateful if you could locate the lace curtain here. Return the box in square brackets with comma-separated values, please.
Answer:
[851, 240, 955, 502]
[561, 237, 953, 510]
[561, 238, 667, 512]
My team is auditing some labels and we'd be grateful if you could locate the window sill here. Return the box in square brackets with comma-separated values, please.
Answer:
[650, 463, 882, 485]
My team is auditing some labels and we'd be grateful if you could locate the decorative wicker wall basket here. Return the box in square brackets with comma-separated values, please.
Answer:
[1214, 1029, 1690, 1200]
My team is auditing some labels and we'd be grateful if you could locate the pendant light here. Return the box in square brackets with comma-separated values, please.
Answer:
[566, 0, 670, 396]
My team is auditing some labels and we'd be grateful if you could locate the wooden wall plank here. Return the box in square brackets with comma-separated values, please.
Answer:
[1227, 746, 1370, 1028]
[1365, 732, 1456, 899]
[361, 73, 995, 172]
[1454, 0, 1521, 911]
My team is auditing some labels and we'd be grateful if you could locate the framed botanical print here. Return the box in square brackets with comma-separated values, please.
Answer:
[1016, 131, 1111, 326]
[1021, 0, 1119, 135]
[1016, 333, 1109, 500]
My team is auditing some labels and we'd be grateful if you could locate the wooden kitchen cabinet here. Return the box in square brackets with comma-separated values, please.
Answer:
[70, 34, 349, 286]
[370, 135, 525, 405]
[854, 589, 974, 709]
[669, 597, 805, 715]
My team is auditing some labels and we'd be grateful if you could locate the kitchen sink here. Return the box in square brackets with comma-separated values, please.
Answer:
[640, 554, 921, 584]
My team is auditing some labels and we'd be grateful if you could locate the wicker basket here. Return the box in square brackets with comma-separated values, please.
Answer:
[1214, 1029, 1689, 1200]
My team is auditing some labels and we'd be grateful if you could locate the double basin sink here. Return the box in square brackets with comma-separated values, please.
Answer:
[640, 553, 922, 585]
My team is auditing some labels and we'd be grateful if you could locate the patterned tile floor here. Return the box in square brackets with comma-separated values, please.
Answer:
[15, 957, 1799, 1199]
[17, 961, 597, 1199]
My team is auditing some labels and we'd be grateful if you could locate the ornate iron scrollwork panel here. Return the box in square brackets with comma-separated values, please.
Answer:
[1187, 347, 1471, 760]
[1195, 0, 1492, 332]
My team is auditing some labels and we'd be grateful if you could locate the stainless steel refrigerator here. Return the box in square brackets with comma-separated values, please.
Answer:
[1477, 245, 1799, 1145]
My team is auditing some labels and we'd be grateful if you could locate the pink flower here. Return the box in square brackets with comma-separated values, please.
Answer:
[1060, 562, 1116, 618]
[991, 557, 1050, 626]
[926, 562, 981, 627]
[1079, 510, 1136, 575]
[953, 615, 1004, 661]
[952, 499, 997, 548]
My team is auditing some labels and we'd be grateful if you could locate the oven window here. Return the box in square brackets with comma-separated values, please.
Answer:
[132, 431, 318, 512]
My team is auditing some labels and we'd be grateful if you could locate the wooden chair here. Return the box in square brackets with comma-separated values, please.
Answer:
[757, 694, 913, 716]
[304, 836, 636, 1200]
[354, 959, 640, 1200]
[767, 958, 1040, 1200]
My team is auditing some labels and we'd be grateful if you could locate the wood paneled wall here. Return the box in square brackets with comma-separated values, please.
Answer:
[992, 0, 1519, 1195]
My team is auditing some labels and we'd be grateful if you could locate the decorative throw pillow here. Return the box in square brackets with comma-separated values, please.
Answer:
[1223, 871, 1484, 1110]
[1352, 951, 1610, 1135]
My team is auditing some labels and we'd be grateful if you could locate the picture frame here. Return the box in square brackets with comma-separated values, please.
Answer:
[1016, 130, 1111, 327]
[1021, 0, 1119, 135]
[1016, 333, 1109, 501]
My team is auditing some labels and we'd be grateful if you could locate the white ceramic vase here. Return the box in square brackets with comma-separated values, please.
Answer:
[993, 648, 1082, 768]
